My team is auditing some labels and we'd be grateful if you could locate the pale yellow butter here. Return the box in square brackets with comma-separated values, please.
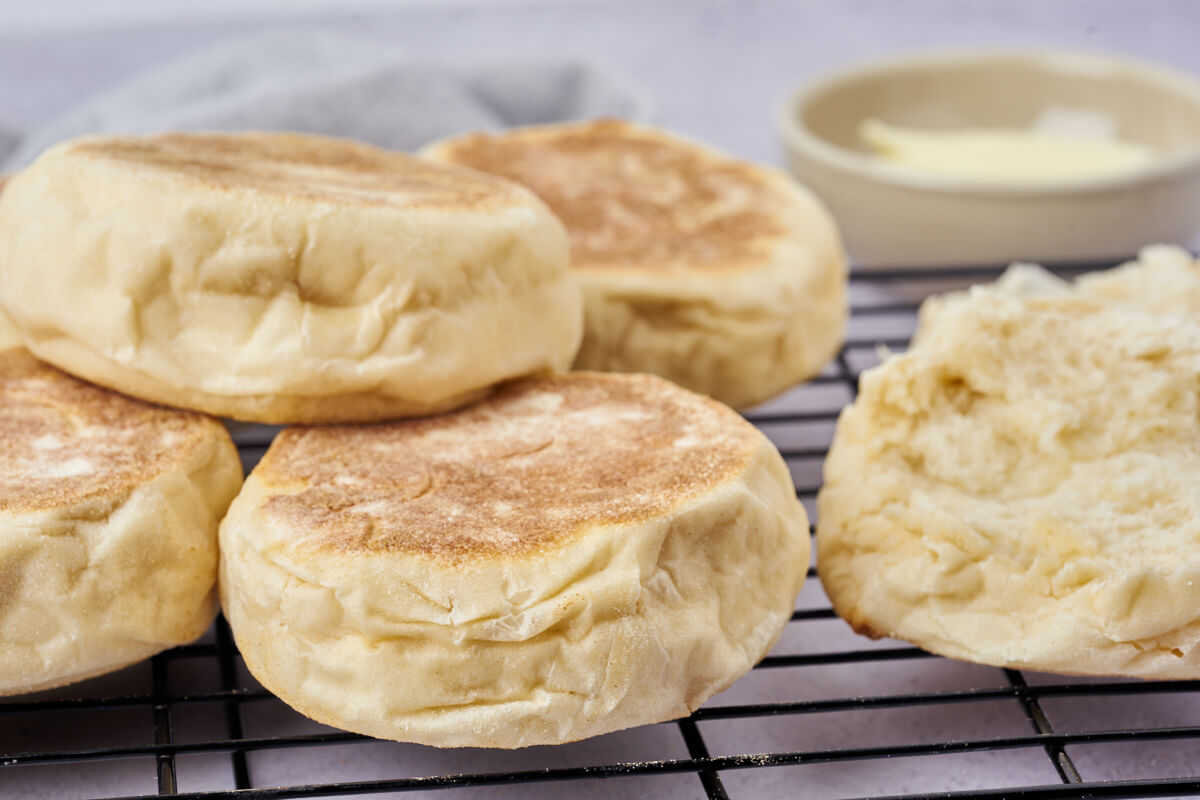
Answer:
[861, 118, 1154, 182]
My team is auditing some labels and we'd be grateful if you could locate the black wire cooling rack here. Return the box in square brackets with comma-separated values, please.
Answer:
[5, 262, 1200, 800]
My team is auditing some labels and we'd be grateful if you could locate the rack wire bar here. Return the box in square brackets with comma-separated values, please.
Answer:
[151, 655, 177, 795]
[215, 618, 252, 790]
[96, 777, 1200, 800]
[78, 723, 1200, 799]
[3, 677, 1197, 722]
[4, 260, 1199, 799]
[8, 714, 1200, 767]
[1004, 669, 1084, 785]
[677, 718, 731, 800]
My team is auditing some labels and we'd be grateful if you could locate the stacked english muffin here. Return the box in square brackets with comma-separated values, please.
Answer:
[0, 133, 580, 423]
[425, 119, 847, 409]
[0, 351, 241, 694]
[0, 126, 833, 745]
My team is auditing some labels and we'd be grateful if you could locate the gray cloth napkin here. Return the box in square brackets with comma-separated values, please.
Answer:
[2, 32, 651, 169]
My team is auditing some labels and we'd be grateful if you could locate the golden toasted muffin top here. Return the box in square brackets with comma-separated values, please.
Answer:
[0, 351, 221, 512]
[256, 372, 761, 561]
[426, 119, 795, 272]
[71, 132, 534, 210]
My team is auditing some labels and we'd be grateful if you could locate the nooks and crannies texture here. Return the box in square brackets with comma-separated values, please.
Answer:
[819, 252, 1200, 678]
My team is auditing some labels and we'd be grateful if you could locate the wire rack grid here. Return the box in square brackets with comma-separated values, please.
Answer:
[4, 262, 1200, 800]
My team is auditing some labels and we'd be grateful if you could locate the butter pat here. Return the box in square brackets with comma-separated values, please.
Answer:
[861, 118, 1154, 182]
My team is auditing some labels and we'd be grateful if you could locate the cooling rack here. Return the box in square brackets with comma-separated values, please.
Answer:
[4, 261, 1200, 800]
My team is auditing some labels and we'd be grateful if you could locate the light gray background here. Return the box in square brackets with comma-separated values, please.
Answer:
[3, 0, 1200, 166]
[2, 2, 1199, 798]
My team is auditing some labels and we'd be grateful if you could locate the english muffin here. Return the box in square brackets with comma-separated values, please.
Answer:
[0, 132, 581, 423]
[915, 245, 1200, 343]
[0, 176, 15, 351]
[0, 311, 16, 351]
[819, 280, 1200, 678]
[1074, 244, 1200, 312]
[423, 120, 847, 409]
[0, 350, 242, 694]
[220, 372, 809, 747]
